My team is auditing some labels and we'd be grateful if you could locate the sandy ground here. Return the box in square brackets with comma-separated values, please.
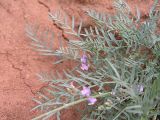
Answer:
[0, 0, 155, 120]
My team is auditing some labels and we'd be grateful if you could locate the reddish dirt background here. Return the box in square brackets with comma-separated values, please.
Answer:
[0, 0, 155, 120]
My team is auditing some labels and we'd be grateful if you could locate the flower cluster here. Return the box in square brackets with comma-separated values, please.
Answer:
[81, 86, 97, 105]
[80, 55, 97, 105]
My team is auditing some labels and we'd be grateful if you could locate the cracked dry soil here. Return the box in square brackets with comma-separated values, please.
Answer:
[0, 0, 155, 120]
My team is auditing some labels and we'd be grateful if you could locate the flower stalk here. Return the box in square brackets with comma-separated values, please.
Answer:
[32, 92, 110, 120]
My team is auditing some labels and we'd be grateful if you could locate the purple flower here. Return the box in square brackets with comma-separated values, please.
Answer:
[137, 85, 144, 93]
[87, 97, 97, 105]
[81, 86, 91, 97]
[80, 54, 89, 71]
[81, 54, 88, 64]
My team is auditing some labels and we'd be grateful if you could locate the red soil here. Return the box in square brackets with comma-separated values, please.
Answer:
[0, 0, 155, 120]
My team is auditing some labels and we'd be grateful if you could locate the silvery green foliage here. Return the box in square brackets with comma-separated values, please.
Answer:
[26, 0, 160, 120]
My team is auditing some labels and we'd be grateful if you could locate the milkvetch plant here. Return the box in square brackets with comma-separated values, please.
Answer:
[26, 0, 160, 119]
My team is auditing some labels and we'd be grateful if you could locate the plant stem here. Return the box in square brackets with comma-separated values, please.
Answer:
[32, 92, 110, 120]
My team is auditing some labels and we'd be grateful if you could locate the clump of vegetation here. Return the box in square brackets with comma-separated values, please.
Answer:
[26, 0, 160, 120]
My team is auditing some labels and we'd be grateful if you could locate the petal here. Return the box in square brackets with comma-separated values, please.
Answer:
[136, 85, 144, 92]
[81, 64, 89, 71]
[70, 82, 75, 88]
[138, 85, 144, 92]
[87, 97, 97, 105]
